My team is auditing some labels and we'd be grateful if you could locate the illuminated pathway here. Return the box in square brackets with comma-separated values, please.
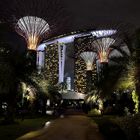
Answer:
[17, 115, 103, 140]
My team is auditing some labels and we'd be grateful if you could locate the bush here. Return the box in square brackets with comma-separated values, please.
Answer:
[99, 121, 126, 140]
[88, 108, 101, 116]
[115, 113, 140, 140]
[92, 116, 127, 140]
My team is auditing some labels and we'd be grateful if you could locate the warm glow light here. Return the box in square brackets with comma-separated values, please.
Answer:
[92, 38, 115, 63]
[16, 16, 49, 50]
[99, 50, 109, 63]
[28, 35, 39, 50]
[80, 52, 97, 70]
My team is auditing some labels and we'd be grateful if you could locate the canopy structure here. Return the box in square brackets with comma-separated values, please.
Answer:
[16, 16, 49, 50]
[80, 51, 97, 71]
[92, 37, 115, 63]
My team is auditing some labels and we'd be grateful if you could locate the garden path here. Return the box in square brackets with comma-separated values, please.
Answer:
[17, 110, 103, 140]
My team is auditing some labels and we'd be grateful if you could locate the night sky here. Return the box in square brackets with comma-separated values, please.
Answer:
[62, 0, 140, 30]
[0, 0, 140, 36]
[0, 0, 140, 51]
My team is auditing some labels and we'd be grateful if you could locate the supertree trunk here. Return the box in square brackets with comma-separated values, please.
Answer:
[26, 50, 37, 72]
[86, 70, 93, 92]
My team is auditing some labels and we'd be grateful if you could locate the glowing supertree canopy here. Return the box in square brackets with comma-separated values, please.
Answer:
[16, 16, 49, 50]
[80, 51, 97, 71]
[0, 0, 70, 50]
[92, 37, 115, 63]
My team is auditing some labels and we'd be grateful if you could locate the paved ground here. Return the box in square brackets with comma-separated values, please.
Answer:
[17, 111, 104, 140]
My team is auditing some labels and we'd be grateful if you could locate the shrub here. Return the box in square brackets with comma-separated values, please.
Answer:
[88, 108, 101, 116]
[115, 113, 140, 140]
[92, 116, 127, 140]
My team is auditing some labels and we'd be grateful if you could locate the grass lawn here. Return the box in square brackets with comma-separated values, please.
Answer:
[0, 117, 54, 140]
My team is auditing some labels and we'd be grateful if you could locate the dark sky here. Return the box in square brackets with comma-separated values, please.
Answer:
[0, 0, 140, 41]
[61, 0, 140, 87]
[0, 0, 140, 32]
[62, 0, 140, 30]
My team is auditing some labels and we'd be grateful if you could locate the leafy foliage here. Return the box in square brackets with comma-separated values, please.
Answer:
[115, 113, 140, 140]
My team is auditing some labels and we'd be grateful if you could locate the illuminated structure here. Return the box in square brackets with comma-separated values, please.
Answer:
[80, 51, 97, 71]
[37, 50, 45, 73]
[80, 51, 97, 92]
[58, 43, 66, 83]
[0, 0, 69, 71]
[92, 37, 115, 63]
[16, 16, 49, 50]
[0, 0, 69, 72]
[45, 43, 59, 85]
[74, 35, 97, 94]
[66, 77, 71, 90]
[91, 30, 117, 37]
[37, 29, 129, 94]
[0, 0, 68, 51]
[44, 42, 66, 85]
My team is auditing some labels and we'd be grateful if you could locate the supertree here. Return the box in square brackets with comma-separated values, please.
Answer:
[91, 34, 131, 87]
[0, 0, 71, 72]
[92, 37, 116, 63]
[0, 0, 70, 50]
[80, 51, 97, 92]
[16, 16, 50, 50]
[80, 51, 97, 71]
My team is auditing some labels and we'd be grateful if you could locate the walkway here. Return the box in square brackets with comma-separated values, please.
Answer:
[17, 111, 104, 140]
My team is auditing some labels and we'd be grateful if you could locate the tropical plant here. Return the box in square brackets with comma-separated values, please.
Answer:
[0, 42, 19, 123]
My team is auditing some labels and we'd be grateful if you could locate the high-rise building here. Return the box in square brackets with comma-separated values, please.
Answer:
[74, 35, 97, 94]
[44, 43, 59, 85]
